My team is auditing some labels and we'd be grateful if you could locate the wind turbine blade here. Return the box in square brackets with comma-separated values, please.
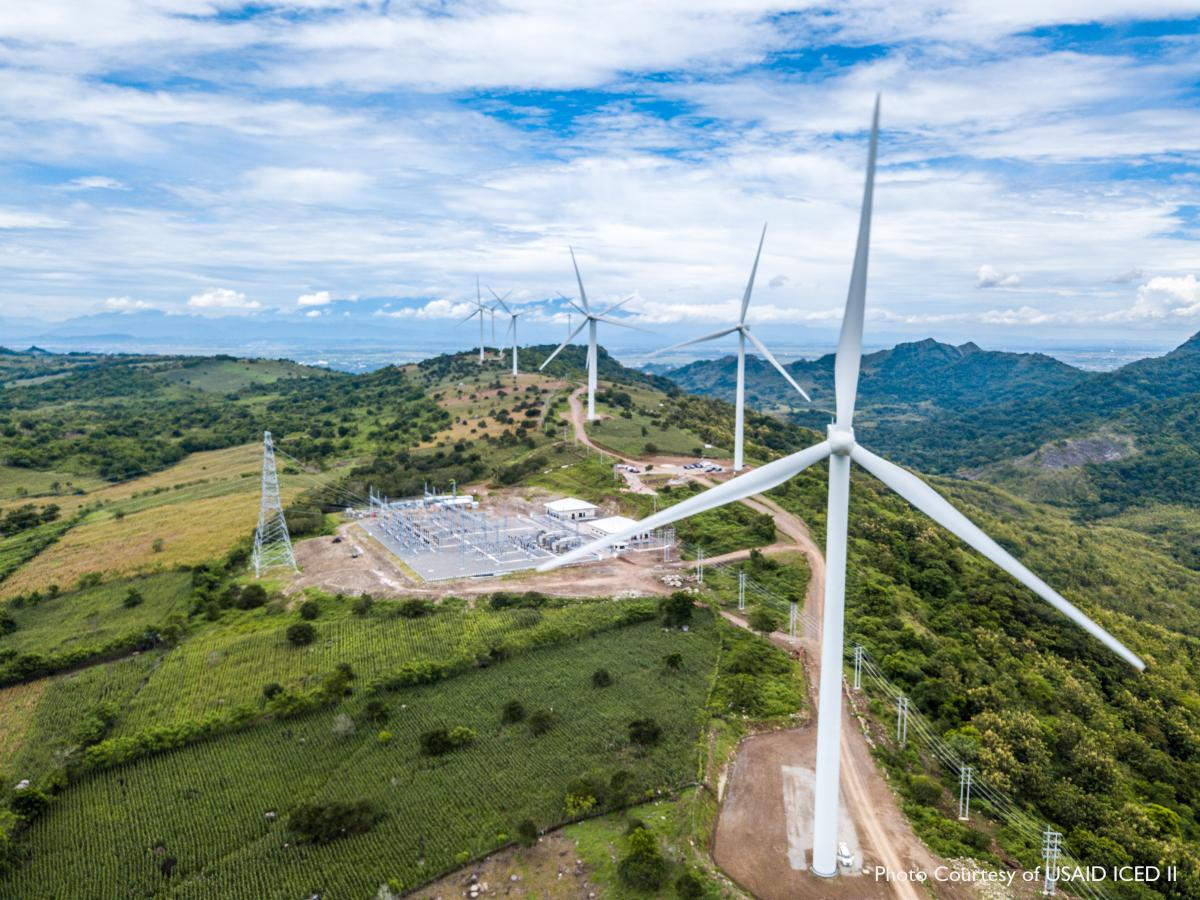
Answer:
[563, 298, 588, 317]
[744, 330, 811, 401]
[834, 95, 880, 429]
[539, 440, 833, 571]
[594, 315, 654, 334]
[850, 444, 1145, 671]
[595, 294, 635, 318]
[487, 286, 513, 315]
[569, 247, 590, 313]
[538, 318, 589, 369]
[739, 223, 767, 325]
[456, 309, 478, 327]
[650, 326, 739, 356]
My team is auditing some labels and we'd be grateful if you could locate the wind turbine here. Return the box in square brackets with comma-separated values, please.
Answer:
[456, 276, 489, 364]
[655, 225, 811, 471]
[488, 287, 524, 377]
[539, 248, 652, 420]
[539, 97, 1144, 879]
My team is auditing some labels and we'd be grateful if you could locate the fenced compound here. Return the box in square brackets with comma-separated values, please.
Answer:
[356, 488, 673, 581]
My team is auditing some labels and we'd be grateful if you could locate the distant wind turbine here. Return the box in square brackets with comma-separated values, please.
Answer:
[456, 277, 489, 364]
[539, 248, 652, 420]
[488, 287, 524, 377]
[539, 97, 1144, 879]
[654, 224, 810, 471]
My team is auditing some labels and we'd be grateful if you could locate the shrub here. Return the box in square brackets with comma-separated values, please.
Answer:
[592, 668, 613, 688]
[609, 769, 635, 805]
[528, 709, 555, 736]
[262, 682, 284, 701]
[501, 700, 526, 724]
[377, 730, 393, 744]
[287, 800, 379, 844]
[663, 652, 683, 671]
[516, 819, 539, 847]
[747, 606, 780, 634]
[0, 611, 15, 636]
[659, 592, 693, 628]
[420, 726, 476, 756]
[286, 622, 316, 647]
[397, 598, 435, 618]
[675, 870, 705, 899]
[365, 699, 388, 724]
[11, 786, 50, 821]
[352, 594, 374, 616]
[332, 713, 356, 737]
[123, 589, 144, 609]
[238, 584, 268, 610]
[908, 774, 942, 806]
[618, 827, 667, 890]
[628, 718, 663, 747]
[298, 599, 320, 620]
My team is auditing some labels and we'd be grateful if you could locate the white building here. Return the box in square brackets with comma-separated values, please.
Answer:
[585, 515, 652, 550]
[544, 497, 598, 521]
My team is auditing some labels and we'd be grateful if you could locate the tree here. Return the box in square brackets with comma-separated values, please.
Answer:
[365, 699, 388, 724]
[659, 592, 693, 628]
[592, 668, 613, 688]
[529, 709, 555, 736]
[663, 652, 683, 671]
[298, 599, 320, 620]
[501, 700, 526, 724]
[123, 588, 144, 609]
[675, 870, 705, 899]
[288, 800, 379, 844]
[617, 827, 667, 891]
[516, 819, 539, 847]
[0, 611, 16, 635]
[238, 583, 267, 610]
[352, 594, 374, 616]
[747, 606, 780, 634]
[628, 718, 663, 747]
[262, 682, 284, 701]
[286, 622, 316, 646]
[11, 786, 50, 821]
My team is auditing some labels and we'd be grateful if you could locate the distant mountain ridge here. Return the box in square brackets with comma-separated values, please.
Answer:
[663, 336, 1088, 413]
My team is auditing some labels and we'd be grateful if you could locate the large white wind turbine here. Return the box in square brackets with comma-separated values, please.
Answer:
[539, 97, 1144, 879]
[489, 287, 524, 377]
[456, 276, 489, 364]
[539, 248, 652, 420]
[655, 225, 811, 471]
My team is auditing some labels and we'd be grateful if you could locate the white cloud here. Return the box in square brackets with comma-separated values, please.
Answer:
[297, 290, 332, 307]
[1105, 267, 1143, 284]
[305, 309, 322, 317]
[245, 168, 370, 205]
[0, 210, 63, 229]
[375, 299, 478, 320]
[768, 274, 789, 289]
[68, 175, 124, 190]
[103, 295, 154, 312]
[187, 287, 260, 310]
[1101, 274, 1200, 321]
[977, 265, 1021, 289]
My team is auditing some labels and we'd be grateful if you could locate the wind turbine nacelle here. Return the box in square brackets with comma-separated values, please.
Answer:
[828, 426, 855, 456]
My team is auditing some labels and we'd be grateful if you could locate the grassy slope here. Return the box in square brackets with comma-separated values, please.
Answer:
[7, 615, 720, 899]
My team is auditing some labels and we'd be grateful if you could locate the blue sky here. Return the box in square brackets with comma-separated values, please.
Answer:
[1, 1, 1199, 348]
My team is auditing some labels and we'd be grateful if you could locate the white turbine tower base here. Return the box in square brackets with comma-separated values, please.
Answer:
[653, 224, 810, 470]
[488, 287, 523, 377]
[539, 248, 651, 421]
[537, 96, 1144, 880]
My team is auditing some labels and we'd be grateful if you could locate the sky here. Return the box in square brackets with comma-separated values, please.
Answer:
[1, 1, 1199, 351]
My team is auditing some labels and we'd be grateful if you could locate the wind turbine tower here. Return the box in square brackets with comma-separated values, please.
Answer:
[540, 97, 1144, 879]
[489, 287, 524, 377]
[456, 277, 489, 364]
[539, 248, 651, 420]
[654, 224, 810, 470]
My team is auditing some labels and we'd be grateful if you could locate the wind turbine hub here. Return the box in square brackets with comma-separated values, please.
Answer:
[827, 425, 855, 456]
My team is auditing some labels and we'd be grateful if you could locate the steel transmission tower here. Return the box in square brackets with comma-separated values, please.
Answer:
[251, 431, 297, 578]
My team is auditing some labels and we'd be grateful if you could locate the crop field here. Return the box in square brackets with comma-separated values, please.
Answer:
[0, 571, 190, 655]
[111, 598, 660, 737]
[1, 653, 161, 783]
[6, 614, 721, 899]
[587, 385, 723, 459]
[0, 465, 102, 500]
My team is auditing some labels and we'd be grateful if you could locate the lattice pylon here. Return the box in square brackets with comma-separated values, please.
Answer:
[251, 431, 297, 578]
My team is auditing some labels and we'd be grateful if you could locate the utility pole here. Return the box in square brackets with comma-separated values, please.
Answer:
[958, 766, 973, 820]
[853, 644, 863, 690]
[896, 695, 909, 747]
[1042, 829, 1062, 895]
[251, 431, 297, 578]
[738, 571, 746, 611]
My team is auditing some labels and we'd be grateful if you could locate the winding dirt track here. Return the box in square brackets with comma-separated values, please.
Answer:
[568, 387, 950, 899]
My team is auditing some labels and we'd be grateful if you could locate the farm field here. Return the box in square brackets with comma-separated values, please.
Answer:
[6, 614, 722, 899]
[111, 597, 660, 737]
[0, 466, 102, 500]
[586, 385, 720, 459]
